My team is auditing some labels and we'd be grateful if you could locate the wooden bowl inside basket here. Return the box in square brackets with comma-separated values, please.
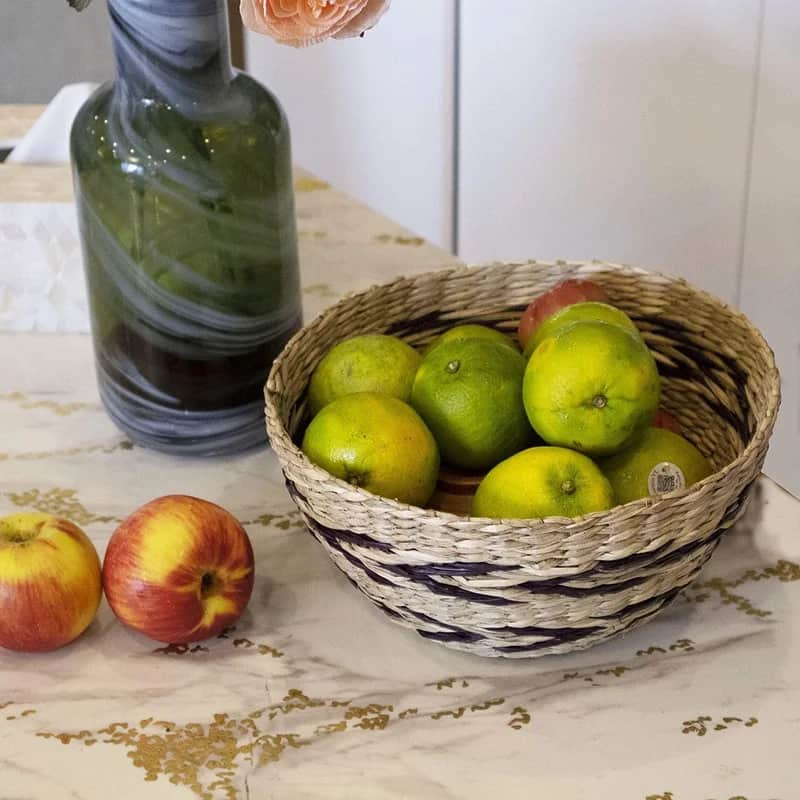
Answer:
[265, 260, 780, 658]
[428, 467, 486, 517]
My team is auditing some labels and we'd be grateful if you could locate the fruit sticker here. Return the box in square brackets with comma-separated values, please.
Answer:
[648, 462, 686, 496]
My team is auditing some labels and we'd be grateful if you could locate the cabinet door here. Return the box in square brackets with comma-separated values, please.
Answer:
[740, 0, 800, 497]
[0, 0, 113, 103]
[245, 3, 456, 250]
[458, 0, 761, 304]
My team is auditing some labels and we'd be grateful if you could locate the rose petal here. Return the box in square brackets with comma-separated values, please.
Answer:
[334, 0, 391, 39]
[241, 0, 390, 47]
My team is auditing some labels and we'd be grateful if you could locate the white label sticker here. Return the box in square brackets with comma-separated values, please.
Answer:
[648, 462, 686, 496]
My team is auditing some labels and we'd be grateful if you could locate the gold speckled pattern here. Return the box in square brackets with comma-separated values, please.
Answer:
[39, 687, 535, 797]
[0, 392, 96, 416]
[684, 561, 800, 618]
[681, 716, 759, 736]
[374, 233, 426, 246]
[4, 488, 118, 526]
[0, 439, 133, 463]
[646, 795, 753, 800]
[294, 176, 330, 193]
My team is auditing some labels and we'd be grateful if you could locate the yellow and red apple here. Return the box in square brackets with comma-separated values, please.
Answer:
[102, 495, 254, 644]
[654, 408, 682, 434]
[0, 513, 102, 652]
[518, 279, 609, 350]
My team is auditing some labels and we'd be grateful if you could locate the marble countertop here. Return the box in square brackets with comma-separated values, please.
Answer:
[1, 106, 799, 800]
[0, 105, 43, 146]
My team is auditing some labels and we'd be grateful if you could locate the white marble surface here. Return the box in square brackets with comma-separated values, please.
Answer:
[0, 202, 86, 332]
[1, 153, 798, 800]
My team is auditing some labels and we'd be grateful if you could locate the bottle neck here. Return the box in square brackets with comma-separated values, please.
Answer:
[108, 0, 234, 115]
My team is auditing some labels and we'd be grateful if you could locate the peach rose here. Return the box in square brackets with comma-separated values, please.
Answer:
[241, 0, 391, 47]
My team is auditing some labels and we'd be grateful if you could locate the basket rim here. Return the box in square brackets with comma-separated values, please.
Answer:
[265, 259, 781, 528]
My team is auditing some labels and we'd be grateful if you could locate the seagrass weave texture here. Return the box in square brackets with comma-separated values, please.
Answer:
[265, 261, 780, 658]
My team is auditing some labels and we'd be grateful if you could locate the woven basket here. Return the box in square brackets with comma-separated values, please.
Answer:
[265, 261, 780, 658]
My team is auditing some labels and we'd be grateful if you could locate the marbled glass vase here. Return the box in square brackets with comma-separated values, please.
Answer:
[71, 0, 302, 455]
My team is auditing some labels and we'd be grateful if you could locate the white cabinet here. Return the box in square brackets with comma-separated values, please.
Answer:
[739, 0, 800, 496]
[245, 2, 456, 250]
[458, 0, 762, 305]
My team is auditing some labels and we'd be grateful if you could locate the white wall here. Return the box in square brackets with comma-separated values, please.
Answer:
[245, 2, 456, 251]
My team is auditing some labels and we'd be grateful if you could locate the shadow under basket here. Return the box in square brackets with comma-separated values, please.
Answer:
[265, 261, 781, 658]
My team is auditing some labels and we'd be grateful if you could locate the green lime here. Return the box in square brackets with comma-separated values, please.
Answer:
[411, 339, 532, 471]
[424, 324, 518, 356]
[600, 427, 713, 504]
[472, 446, 615, 519]
[308, 334, 421, 417]
[302, 393, 439, 507]
[524, 302, 641, 359]
[523, 320, 660, 456]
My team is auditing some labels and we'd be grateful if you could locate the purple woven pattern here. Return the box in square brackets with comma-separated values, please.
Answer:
[287, 479, 755, 654]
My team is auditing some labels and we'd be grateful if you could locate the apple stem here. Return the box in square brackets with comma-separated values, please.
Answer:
[0, 519, 45, 544]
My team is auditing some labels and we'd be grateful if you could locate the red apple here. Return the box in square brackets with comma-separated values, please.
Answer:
[0, 513, 102, 652]
[103, 495, 254, 644]
[518, 279, 609, 350]
[653, 408, 682, 434]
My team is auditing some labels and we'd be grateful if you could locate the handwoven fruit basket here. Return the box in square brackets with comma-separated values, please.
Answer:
[265, 260, 780, 658]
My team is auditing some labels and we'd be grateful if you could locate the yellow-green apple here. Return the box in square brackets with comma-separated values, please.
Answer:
[102, 495, 254, 644]
[0, 513, 102, 652]
[518, 279, 609, 350]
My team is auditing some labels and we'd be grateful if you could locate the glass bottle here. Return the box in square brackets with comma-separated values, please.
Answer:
[71, 0, 302, 455]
